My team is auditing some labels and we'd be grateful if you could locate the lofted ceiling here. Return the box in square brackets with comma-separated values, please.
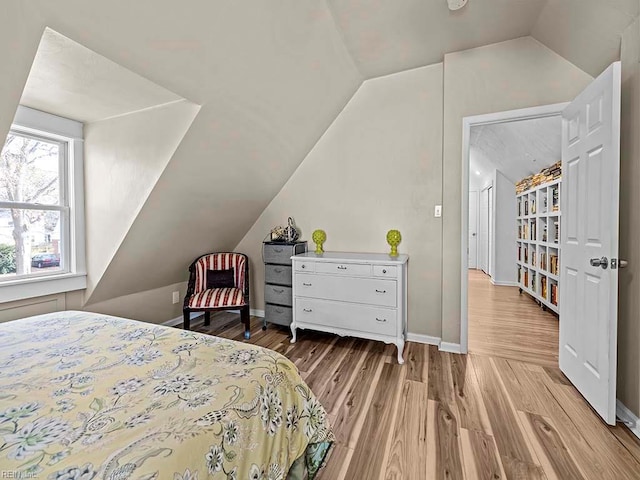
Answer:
[327, 0, 549, 78]
[470, 116, 562, 188]
[0, 0, 637, 305]
[21, 29, 183, 123]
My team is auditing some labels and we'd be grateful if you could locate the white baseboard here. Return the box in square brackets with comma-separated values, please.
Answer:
[406, 333, 441, 346]
[163, 312, 200, 327]
[490, 279, 519, 287]
[439, 342, 463, 354]
[617, 400, 640, 440]
[164, 309, 265, 328]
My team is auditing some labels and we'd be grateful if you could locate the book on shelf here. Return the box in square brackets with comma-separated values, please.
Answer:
[531, 199, 536, 214]
[553, 221, 559, 242]
[531, 272, 537, 292]
[540, 252, 547, 271]
[550, 255, 559, 275]
[550, 283, 558, 306]
[524, 247, 529, 264]
[524, 270, 529, 288]
[541, 276, 547, 298]
[531, 222, 536, 241]
[542, 223, 548, 242]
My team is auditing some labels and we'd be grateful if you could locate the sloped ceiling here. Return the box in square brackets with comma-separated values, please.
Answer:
[21, 29, 183, 123]
[532, 0, 638, 77]
[470, 116, 562, 187]
[327, 0, 548, 78]
[0, 0, 637, 305]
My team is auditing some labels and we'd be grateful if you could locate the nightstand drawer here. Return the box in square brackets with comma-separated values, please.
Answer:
[315, 262, 372, 276]
[265, 304, 292, 326]
[265, 264, 292, 286]
[265, 284, 292, 306]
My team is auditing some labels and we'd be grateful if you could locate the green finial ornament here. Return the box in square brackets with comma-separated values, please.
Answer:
[312, 229, 327, 254]
[386, 229, 402, 257]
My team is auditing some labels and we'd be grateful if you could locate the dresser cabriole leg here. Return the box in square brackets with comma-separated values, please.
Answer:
[290, 324, 297, 343]
[396, 339, 405, 364]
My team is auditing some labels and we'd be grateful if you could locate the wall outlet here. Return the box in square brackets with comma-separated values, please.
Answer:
[172, 291, 180, 304]
[435, 205, 442, 217]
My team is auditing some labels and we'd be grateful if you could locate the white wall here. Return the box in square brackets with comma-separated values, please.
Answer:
[491, 170, 517, 285]
[83, 100, 199, 302]
[236, 64, 444, 337]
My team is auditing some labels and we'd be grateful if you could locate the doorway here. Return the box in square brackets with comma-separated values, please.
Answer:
[463, 105, 564, 367]
[460, 61, 622, 425]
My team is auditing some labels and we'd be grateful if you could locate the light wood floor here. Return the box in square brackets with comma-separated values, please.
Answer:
[468, 269, 560, 367]
[193, 313, 640, 480]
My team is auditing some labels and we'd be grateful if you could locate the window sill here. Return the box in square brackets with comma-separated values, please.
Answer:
[0, 273, 87, 303]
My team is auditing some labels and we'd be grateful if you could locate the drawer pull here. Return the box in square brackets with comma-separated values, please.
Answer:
[301, 264, 306, 269]
[337, 266, 348, 270]
[303, 308, 313, 313]
[382, 269, 387, 274]
[274, 268, 283, 273]
[276, 308, 284, 313]
[272, 288, 284, 294]
[375, 289, 387, 294]
[302, 283, 312, 286]
[376, 317, 387, 322]
[273, 248, 284, 253]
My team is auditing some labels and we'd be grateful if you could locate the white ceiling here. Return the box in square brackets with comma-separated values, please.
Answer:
[470, 115, 562, 188]
[532, 0, 638, 77]
[327, 0, 548, 78]
[20, 29, 182, 123]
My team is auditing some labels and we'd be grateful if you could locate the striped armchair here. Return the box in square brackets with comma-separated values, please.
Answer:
[183, 252, 251, 339]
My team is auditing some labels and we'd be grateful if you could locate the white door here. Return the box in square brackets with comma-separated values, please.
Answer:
[479, 187, 489, 273]
[469, 190, 478, 269]
[559, 61, 621, 425]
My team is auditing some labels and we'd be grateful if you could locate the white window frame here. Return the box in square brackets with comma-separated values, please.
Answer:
[0, 106, 86, 302]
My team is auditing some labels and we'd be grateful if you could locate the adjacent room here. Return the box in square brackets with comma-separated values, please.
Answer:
[2, 1, 640, 479]
[467, 115, 562, 366]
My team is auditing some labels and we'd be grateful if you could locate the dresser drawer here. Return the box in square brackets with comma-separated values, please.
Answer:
[294, 260, 315, 273]
[373, 265, 397, 277]
[264, 244, 296, 265]
[265, 303, 292, 326]
[315, 262, 372, 276]
[295, 273, 396, 307]
[295, 298, 397, 337]
[265, 284, 292, 306]
[265, 264, 292, 286]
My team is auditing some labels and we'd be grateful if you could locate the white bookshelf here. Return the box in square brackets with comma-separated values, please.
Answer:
[516, 179, 561, 314]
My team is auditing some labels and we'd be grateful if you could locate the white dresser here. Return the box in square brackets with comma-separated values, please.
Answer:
[290, 252, 409, 364]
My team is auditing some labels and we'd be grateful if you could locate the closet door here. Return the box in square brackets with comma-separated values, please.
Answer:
[488, 186, 494, 277]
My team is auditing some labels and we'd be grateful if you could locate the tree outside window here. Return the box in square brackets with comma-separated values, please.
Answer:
[0, 132, 63, 277]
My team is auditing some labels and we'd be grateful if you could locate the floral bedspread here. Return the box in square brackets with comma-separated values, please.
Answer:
[0, 311, 333, 479]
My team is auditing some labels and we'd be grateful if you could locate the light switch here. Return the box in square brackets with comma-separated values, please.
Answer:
[435, 205, 442, 217]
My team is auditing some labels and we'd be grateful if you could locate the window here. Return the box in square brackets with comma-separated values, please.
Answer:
[0, 106, 86, 302]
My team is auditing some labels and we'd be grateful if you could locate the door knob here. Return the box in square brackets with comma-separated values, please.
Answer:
[472, 233, 477, 236]
[619, 259, 629, 268]
[590, 257, 609, 269]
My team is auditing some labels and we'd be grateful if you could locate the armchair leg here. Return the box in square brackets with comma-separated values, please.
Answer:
[204, 311, 211, 327]
[183, 310, 191, 330]
[241, 305, 250, 340]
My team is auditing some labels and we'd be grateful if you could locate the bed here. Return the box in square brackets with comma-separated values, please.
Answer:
[0, 311, 333, 479]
